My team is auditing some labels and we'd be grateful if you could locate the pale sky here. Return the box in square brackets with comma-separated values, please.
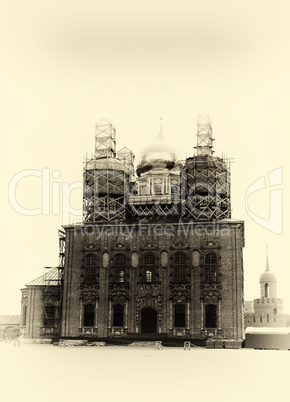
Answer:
[1, 1, 289, 314]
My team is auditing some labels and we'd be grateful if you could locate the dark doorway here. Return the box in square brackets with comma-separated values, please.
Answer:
[141, 308, 157, 333]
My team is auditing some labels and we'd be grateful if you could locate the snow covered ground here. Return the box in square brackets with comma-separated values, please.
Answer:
[0, 342, 288, 402]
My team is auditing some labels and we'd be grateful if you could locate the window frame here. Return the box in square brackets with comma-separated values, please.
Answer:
[113, 304, 124, 327]
[43, 304, 56, 327]
[114, 253, 126, 283]
[174, 252, 187, 282]
[204, 252, 218, 283]
[174, 303, 186, 328]
[84, 253, 97, 284]
[83, 303, 95, 327]
[144, 252, 155, 283]
[205, 304, 217, 328]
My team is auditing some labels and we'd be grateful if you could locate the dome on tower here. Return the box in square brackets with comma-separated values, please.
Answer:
[259, 270, 276, 283]
[259, 251, 276, 282]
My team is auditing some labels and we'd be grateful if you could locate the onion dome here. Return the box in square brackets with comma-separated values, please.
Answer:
[136, 120, 181, 176]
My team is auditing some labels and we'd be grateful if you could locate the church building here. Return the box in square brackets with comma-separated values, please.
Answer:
[21, 116, 245, 345]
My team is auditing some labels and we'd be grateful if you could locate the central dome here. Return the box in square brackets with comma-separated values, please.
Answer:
[136, 124, 181, 175]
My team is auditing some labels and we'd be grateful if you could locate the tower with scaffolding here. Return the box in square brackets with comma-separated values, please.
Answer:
[83, 119, 134, 223]
[183, 114, 231, 220]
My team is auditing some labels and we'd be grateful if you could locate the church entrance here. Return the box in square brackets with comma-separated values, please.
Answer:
[141, 308, 157, 333]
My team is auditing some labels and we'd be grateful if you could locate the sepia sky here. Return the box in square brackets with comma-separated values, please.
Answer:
[1, 1, 290, 314]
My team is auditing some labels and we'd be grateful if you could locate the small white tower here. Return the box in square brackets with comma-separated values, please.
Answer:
[259, 248, 277, 298]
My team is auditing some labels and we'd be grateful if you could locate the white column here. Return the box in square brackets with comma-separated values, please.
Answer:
[201, 301, 204, 330]
[147, 177, 150, 194]
[187, 301, 190, 330]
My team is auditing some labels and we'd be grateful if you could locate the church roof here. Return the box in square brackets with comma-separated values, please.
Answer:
[26, 267, 60, 286]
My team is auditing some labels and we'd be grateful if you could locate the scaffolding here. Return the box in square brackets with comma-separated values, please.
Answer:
[95, 118, 116, 159]
[43, 229, 66, 286]
[41, 229, 66, 338]
[83, 119, 130, 223]
[195, 114, 214, 156]
[117, 146, 135, 179]
[83, 159, 129, 223]
[183, 155, 231, 220]
[82, 117, 231, 222]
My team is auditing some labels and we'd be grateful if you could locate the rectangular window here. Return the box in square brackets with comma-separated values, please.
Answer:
[83, 304, 95, 327]
[204, 253, 218, 283]
[175, 304, 186, 327]
[113, 304, 124, 327]
[205, 304, 217, 328]
[174, 252, 187, 282]
[43, 305, 55, 327]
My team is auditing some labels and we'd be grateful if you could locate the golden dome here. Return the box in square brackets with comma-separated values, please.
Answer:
[136, 124, 181, 175]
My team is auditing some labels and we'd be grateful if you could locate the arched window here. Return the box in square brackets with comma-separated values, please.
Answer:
[43, 305, 56, 327]
[174, 252, 187, 282]
[154, 184, 162, 195]
[205, 304, 217, 328]
[84, 254, 97, 283]
[144, 253, 155, 283]
[204, 253, 218, 283]
[265, 283, 269, 298]
[83, 304, 95, 327]
[175, 304, 186, 327]
[115, 254, 126, 283]
[113, 304, 124, 327]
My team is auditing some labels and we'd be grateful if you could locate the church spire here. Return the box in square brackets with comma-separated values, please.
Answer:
[156, 116, 165, 143]
[266, 243, 270, 272]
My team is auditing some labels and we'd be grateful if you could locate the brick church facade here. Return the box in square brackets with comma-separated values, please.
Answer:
[21, 116, 245, 344]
